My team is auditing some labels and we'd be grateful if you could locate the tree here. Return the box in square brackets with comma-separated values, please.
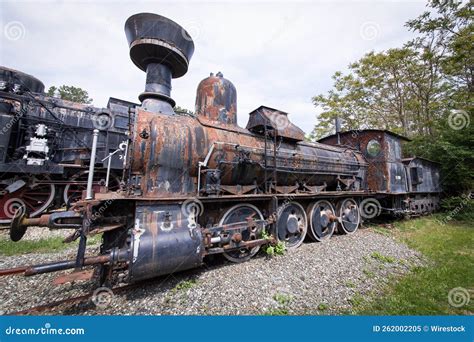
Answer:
[174, 105, 194, 116]
[47, 85, 93, 104]
[310, 0, 473, 194]
[311, 47, 444, 138]
[310, 0, 471, 141]
[403, 0, 473, 194]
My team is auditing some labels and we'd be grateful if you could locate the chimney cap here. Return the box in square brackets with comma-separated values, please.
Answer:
[125, 13, 194, 78]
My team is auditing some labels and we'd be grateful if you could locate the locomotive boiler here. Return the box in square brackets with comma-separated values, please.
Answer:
[0, 12, 440, 287]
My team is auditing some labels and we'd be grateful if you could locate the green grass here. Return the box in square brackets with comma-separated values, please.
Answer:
[266, 307, 289, 315]
[263, 241, 286, 257]
[355, 216, 473, 315]
[317, 303, 329, 311]
[370, 251, 396, 263]
[0, 234, 102, 256]
[273, 293, 292, 306]
[263, 293, 293, 315]
[363, 269, 376, 278]
[173, 279, 197, 292]
[345, 280, 356, 288]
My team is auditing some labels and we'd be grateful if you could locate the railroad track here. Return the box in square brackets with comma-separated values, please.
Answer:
[7, 282, 142, 315]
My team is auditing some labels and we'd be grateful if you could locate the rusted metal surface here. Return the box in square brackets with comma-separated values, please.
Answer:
[0, 265, 28, 276]
[0, 254, 110, 278]
[403, 157, 441, 193]
[246, 106, 305, 142]
[129, 203, 204, 282]
[0, 12, 443, 289]
[10, 210, 83, 242]
[125, 13, 194, 115]
[131, 107, 367, 197]
[125, 13, 194, 77]
[195, 72, 237, 125]
[53, 269, 94, 285]
[319, 130, 409, 193]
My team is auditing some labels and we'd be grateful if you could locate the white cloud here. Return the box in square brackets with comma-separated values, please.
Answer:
[0, 0, 425, 133]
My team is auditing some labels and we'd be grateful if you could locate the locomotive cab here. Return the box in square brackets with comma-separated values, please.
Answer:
[318, 129, 410, 194]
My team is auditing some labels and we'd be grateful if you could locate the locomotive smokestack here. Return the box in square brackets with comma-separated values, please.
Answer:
[124, 13, 194, 115]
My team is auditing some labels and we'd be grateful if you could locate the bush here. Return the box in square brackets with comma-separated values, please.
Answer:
[440, 193, 474, 222]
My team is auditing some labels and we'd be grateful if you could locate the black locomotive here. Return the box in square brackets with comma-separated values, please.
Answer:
[0, 66, 134, 223]
[0, 13, 441, 286]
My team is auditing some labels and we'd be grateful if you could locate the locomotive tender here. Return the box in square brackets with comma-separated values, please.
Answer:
[1, 13, 440, 285]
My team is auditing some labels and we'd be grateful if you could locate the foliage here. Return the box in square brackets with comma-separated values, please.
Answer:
[370, 251, 396, 263]
[317, 303, 329, 311]
[439, 193, 474, 221]
[173, 279, 197, 292]
[404, 116, 474, 194]
[265, 293, 292, 315]
[311, 47, 446, 138]
[310, 0, 473, 196]
[273, 293, 292, 306]
[353, 216, 474, 315]
[174, 105, 194, 116]
[274, 241, 285, 255]
[260, 230, 286, 256]
[263, 241, 286, 257]
[47, 85, 93, 104]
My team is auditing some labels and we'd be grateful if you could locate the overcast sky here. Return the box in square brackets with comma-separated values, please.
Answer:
[0, 0, 427, 134]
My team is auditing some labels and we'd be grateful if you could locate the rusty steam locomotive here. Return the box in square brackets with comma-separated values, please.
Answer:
[0, 13, 441, 285]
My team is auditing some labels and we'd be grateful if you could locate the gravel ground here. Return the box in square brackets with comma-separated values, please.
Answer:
[0, 226, 424, 315]
[0, 226, 76, 241]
